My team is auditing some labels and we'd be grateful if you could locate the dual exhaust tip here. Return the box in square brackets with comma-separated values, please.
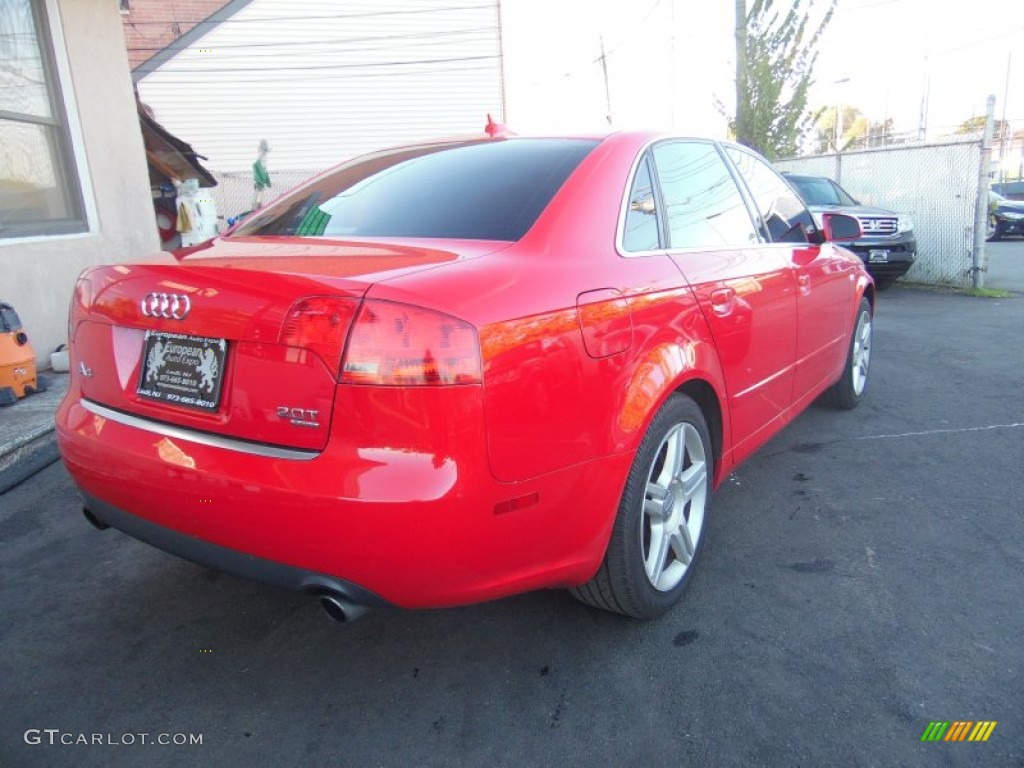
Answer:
[82, 506, 372, 623]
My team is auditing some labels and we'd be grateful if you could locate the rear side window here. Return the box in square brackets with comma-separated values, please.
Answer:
[651, 142, 758, 250]
[622, 155, 661, 252]
[726, 147, 816, 244]
[232, 139, 598, 242]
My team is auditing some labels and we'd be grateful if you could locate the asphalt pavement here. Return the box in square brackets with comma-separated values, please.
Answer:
[1, 286, 1022, 768]
[986, 238, 1024, 294]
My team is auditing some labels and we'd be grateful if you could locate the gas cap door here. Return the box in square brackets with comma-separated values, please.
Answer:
[576, 288, 633, 358]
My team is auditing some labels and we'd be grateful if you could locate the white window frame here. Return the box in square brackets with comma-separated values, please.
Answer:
[0, 0, 97, 245]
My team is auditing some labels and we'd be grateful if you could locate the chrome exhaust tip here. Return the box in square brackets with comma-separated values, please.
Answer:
[82, 507, 109, 531]
[318, 594, 370, 624]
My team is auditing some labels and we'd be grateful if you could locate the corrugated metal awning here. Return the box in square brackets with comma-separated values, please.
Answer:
[139, 101, 217, 188]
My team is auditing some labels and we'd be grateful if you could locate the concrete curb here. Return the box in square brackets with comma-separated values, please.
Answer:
[0, 425, 59, 495]
[0, 372, 68, 494]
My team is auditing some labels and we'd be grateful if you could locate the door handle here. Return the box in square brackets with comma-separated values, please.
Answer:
[797, 274, 811, 294]
[710, 287, 735, 315]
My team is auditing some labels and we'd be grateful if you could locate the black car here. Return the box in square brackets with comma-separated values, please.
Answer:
[988, 191, 1024, 241]
[785, 174, 917, 288]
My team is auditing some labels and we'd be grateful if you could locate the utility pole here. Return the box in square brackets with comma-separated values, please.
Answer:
[916, 73, 930, 142]
[971, 95, 996, 291]
[599, 34, 612, 126]
[998, 52, 1011, 182]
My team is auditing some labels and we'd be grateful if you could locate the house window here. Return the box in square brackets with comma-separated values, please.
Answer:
[0, 0, 87, 239]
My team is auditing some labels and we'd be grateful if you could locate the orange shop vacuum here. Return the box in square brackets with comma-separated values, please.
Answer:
[0, 301, 46, 407]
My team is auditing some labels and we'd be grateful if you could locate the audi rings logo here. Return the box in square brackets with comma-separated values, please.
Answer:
[140, 292, 192, 320]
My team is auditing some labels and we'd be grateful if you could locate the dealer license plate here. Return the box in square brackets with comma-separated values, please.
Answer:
[137, 331, 227, 412]
[868, 249, 890, 263]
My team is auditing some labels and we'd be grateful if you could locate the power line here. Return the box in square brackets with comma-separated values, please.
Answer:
[844, 0, 902, 10]
[146, 67, 500, 85]
[122, 3, 496, 26]
[135, 54, 500, 79]
[134, 62, 500, 86]
[133, 34, 496, 64]
[126, 25, 494, 53]
[598, 0, 665, 61]
[522, 0, 664, 89]
[931, 26, 1024, 57]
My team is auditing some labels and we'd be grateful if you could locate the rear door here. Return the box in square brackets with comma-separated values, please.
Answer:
[654, 141, 798, 462]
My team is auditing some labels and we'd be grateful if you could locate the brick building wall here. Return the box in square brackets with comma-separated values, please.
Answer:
[120, 0, 230, 70]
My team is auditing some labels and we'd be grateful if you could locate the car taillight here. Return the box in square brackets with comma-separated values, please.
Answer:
[279, 296, 359, 375]
[69, 275, 93, 342]
[341, 300, 481, 386]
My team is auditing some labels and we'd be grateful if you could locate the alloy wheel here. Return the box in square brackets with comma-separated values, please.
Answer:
[641, 422, 708, 591]
[852, 309, 872, 396]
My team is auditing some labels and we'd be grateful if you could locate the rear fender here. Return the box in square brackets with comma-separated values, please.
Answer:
[618, 338, 731, 489]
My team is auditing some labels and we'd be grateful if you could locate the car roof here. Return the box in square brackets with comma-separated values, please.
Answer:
[783, 173, 831, 181]
[379, 130, 742, 154]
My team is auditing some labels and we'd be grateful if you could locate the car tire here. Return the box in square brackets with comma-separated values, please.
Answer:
[825, 297, 872, 410]
[986, 216, 1003, 242]
[570, 393, 711, 619]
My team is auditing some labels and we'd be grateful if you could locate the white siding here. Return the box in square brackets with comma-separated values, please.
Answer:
[136, 0, 503, 173]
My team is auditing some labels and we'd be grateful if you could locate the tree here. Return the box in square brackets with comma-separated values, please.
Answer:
[956, 116, 1008, 138]
[732, 0, 836, 159]
[814, 105, 865, 153]
[867, 118, 896, 147]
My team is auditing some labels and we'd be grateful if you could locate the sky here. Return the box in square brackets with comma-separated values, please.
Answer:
[501, 0, 1023, 141]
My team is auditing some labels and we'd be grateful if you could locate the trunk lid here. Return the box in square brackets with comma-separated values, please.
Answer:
[73, 237, 499, 451]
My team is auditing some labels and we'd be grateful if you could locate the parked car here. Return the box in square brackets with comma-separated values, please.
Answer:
[57, 131, 874, 622]
[988, 191, 1024, 241]
[784, 173, 917, 288]
[991, 181, 1024, 201]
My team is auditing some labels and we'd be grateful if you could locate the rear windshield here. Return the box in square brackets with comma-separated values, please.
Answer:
[787, 176, 858, 207]
[231, 138, 599, 242]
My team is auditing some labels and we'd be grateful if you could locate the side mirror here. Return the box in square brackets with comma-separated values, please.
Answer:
[822, 213, 862, 242]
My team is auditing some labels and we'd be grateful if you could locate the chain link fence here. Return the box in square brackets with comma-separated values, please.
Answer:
[776, 139, 983, 287]
[209, 169, 327, 224]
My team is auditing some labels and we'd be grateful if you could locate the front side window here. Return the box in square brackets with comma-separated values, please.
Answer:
[726, 147, 815, 244]
[233, 139, 598, 242]
[0, 0, 87, 239]
[651, 141, 758, 250]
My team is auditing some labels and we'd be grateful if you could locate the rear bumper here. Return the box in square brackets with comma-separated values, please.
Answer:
[57, 389, 630, 609]
[82, 493, 388, 607]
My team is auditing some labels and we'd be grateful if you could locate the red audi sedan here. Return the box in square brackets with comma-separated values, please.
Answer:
[57, 129, 873, 622]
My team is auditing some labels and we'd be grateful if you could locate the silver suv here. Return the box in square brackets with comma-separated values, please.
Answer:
[785, 174, 917, 288]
